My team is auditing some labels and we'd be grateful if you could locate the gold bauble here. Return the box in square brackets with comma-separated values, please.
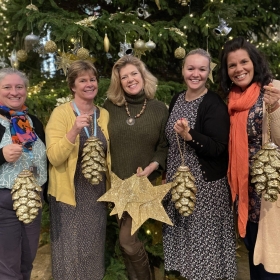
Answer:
[77, 47, 90, 60]
[44, 40, 57, 53]
[16, 50, 28, 62]
[134, 39, 146, 50]
[81, 136, 107, 185]
[251, 142, 280, 202]
[104, 33, 110, 52]
[171, 166, 197, 216]
[174, 47, 186, 59]
[11, 170, 42, 224]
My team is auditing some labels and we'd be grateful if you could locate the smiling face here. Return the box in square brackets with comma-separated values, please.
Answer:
[182, 53, 210, 92]
[72, 70, 98, 102]
[0, 74, 27, 110]
[119, 64, 144, 96]
[227, 49, 254, 91]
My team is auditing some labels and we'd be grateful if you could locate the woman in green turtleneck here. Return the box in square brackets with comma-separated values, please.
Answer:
[103, 55, 168, 280]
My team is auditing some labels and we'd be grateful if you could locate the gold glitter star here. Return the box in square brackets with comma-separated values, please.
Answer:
[55, 52, 73, 76]
[209, 61, 217, 83]
[97, 171, 173, 234]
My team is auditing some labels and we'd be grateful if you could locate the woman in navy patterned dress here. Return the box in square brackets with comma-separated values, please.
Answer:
[163, 49, 237, 280]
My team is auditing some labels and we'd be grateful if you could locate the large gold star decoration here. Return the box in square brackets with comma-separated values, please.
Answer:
[208, 61, 217, 83]
[97, 171, 173, 234]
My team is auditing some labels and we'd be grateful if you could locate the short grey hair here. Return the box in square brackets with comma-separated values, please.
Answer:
[0, 68, 29, 88]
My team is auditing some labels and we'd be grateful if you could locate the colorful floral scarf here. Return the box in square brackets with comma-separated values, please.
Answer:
[0, 104, 37, 150]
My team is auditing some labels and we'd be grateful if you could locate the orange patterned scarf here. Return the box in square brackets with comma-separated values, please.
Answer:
[228, 82, 260, 238]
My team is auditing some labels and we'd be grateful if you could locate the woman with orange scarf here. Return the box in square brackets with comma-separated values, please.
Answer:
[218, 37, 280, 280]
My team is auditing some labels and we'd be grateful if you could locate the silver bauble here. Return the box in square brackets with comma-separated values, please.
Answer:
[145, 40, 156, 51]
[24, 33, 40, 52]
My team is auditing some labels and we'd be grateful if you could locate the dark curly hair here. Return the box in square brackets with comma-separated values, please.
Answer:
[217, 37, 273, 97]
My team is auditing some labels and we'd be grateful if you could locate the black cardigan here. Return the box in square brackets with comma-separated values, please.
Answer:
[169, 90, 230, 182]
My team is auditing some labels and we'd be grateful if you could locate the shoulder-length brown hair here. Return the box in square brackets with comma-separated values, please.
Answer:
[106, 55, 158, 106]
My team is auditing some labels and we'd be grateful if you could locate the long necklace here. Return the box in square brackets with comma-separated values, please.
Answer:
[124, 98, 147, 125]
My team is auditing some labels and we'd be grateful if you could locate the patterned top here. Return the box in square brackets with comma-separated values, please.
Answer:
[247, 91, 263, 223]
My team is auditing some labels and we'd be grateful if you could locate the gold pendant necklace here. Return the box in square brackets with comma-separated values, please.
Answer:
[124, 98, 147, 125]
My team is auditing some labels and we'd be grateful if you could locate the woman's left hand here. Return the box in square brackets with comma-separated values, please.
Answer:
[264, 83, 280, 112]
[136, 162, 158, 177]
[174, 118, 192, 141]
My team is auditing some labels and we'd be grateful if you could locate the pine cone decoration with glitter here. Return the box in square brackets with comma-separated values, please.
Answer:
[81, 136, 107, 185]
[171, 166, 197, 216]
[77, 47, 90, 60]
[251, 142, 280, 202]
[11, 170, 42, 224]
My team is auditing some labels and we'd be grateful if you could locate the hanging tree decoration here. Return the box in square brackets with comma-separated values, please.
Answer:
[56, 43, 73, 76]
[24, 23, 40, 52]
[118, 34, 133, 57]
[44, 40, 57, 53]
[171, 133, 197, 216]
[174, 47, 186, 59]
[145, 30, 156, 52]
[133, 38, 146, 58]
[178, 0, 190, 6]
[26, 0, 38, 12]
[8, 49, 19, 69]
[155, 0, 161, 10]
[251, 92, 280, 202]
[16, 50, 28, 62]
[0, 56, 8, 68]
[136, 0, 151, 19]
[104, 33, 110, 52]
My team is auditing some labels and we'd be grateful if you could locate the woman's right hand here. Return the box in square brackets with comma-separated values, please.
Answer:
[66, 114, 91, 144]
[3, 144, 23, 163]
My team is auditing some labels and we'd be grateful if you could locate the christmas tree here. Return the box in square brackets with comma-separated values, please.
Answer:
[0, 1, 279, 278]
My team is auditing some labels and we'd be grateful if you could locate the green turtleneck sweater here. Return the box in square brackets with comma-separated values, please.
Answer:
[103, 92, 169, 181]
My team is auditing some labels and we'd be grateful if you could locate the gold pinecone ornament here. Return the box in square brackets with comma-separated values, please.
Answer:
[171, 165, 197, 216]
[81, 136, 107, 185]
[251, 141, 280, 202]
[11, 170, 42, 224]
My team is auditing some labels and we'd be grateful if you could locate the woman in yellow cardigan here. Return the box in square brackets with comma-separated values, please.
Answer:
[46, 60, 110, 280]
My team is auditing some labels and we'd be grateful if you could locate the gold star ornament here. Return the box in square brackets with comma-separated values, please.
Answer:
[97, 171, 173, 234]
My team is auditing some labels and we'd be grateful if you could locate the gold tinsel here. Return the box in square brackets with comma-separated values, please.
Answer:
[77, 47, 90, 60]
[171, 166, 197, 216]
[251, 141, 280, 202]
[16, 50, 28, 62]
[174, 47, 186, 59]
[11, 170, 42, 224]
[81, 136, 107, 185]
[44, 40, 57, 53]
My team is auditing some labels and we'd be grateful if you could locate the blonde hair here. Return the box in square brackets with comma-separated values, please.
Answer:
[182, 48, 211, 71]
[106, 55, 158, 106]
[67, 60, 98, 94]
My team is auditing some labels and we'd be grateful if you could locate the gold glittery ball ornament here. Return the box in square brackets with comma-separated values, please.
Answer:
[44, 40, 57, 53]
[11, 169, 42, 224]
[16, 50, 28, 62]
[171, 166, 197, 216]
[77, 47, 90, 60]
[251, 141, 280, 202]
[81, 137, 107, 185]
[174, 47, 186, 59]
